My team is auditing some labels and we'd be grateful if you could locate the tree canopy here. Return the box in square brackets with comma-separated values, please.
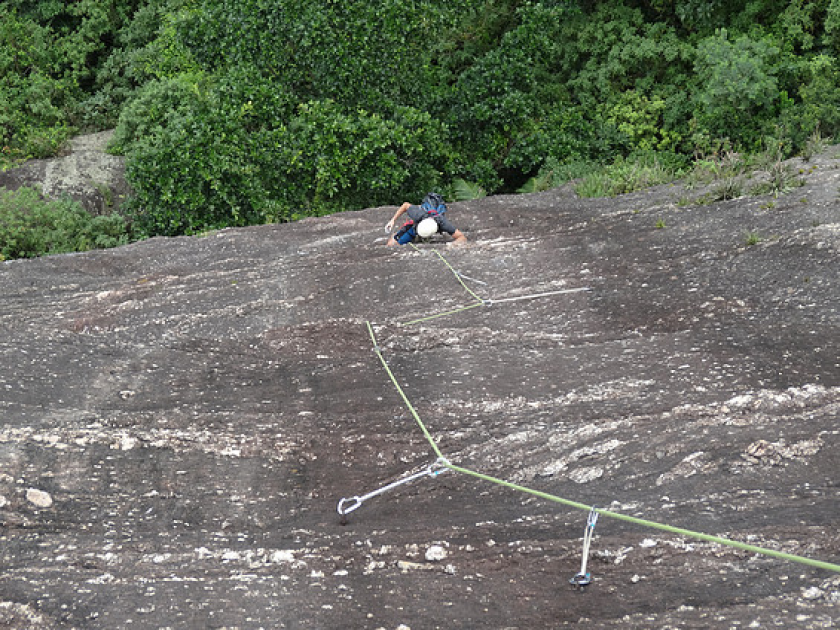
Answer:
[2, 0, 839, 236]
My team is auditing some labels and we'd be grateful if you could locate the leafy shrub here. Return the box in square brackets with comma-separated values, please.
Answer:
[744, 231, 762, 246]
[563, 4, 689, 107]
[708, 177, 745, 202]
[108, 75, 206, 155]
[801, 129, 831, 161]
[122, 81, 451, 236]
[780, 54, 840, 152]
[603, 91, 681, 153]
[279, 101, 449, 215]
[0, 187, 130, 260]
[172, 0, 446, 110]
[0, 12, 71, 167]
[521, 159, 603, 194]
[692, 30, 782, 151]
[504, 107, 605, 183]
[684, 149, 746, 189]
[574, 152, 687, 198]
[449, 179, 487, 201]
[749, 160, 805, 197]
[0, 1, 158, 168]
[443, 28, 539, 191]
[826, 0, 840, 53]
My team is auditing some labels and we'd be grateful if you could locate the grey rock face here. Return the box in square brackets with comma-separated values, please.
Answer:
[1, 148, 839, 628]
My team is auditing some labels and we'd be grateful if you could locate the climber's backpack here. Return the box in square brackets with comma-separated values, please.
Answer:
[421, 192, 447, 217]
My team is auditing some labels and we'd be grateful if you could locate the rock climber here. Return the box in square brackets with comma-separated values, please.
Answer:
[385, 192, 468, 247]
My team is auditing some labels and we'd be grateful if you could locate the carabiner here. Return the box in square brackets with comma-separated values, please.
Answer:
[337, 496, 363, 516]
[569, 571, 591, 587]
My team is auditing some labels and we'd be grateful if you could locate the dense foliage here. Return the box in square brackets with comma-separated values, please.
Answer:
[2, 0, 840, 239]
[0, 187, 130, 260]
[1, 0, 157, 162]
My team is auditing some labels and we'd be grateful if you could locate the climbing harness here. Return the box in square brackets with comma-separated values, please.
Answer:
[337, 457, 449, 522]
[570, 507, 599, 588]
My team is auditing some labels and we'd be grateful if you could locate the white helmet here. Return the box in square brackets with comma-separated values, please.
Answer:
[417, 217, 438, 238]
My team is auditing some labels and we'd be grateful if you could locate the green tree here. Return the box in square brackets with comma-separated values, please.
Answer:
[782, 54, 840, 144]
[0, 11, 69, 163]
[827, 0, 840, 52]
[170, 0, 450, 110]
[118, 0, 458, 234]
[0, 0, 161, 166]
[692, 29, 782, 150]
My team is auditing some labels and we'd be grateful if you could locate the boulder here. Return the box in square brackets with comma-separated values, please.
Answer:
[0, 130, 129, 214]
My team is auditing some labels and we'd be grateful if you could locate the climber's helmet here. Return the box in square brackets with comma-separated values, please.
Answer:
[417, 217, 439, 238]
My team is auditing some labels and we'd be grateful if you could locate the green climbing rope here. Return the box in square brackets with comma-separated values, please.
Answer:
[408, 242, 486, 302]
[402, 301, 484, 326]
[366, 321, 444, 460]
[445, 463, 840, 573]
[430, 249, 485, 302]
[366, 321, 840, 574]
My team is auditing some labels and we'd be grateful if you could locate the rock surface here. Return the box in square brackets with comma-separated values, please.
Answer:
[0, 131, 129, 214]
[1, 148, 839, 628]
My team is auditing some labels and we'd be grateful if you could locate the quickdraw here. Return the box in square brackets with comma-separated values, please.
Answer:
[570, 507, 599, 588]
[337, 458, 450, 524]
